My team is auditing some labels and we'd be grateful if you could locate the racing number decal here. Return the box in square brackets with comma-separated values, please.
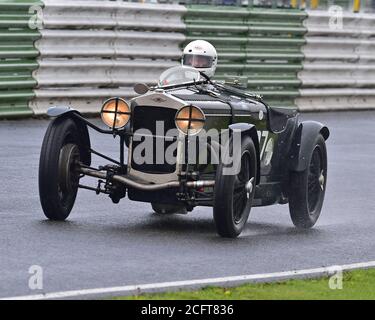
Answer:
[257, 130, 269, 159]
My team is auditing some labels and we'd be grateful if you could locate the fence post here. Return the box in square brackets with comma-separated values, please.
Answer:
[353, 0, 361, 12]
[291, 0, 299, 8]
[311, 0, 319, 9]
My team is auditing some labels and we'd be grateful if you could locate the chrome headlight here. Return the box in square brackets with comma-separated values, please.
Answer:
[101, 98, 131, 129]
[175, 105, 205, 135]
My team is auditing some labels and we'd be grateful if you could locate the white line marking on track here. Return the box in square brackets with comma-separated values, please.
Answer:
[2, 261, 375, 300]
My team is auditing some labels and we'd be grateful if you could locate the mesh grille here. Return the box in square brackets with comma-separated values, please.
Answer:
[131, 106, 178, 174]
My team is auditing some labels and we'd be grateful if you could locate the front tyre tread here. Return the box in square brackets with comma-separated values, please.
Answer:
[39, 117, 82, 221]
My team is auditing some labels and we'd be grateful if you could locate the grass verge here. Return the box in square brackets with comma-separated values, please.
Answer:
[114, 268, 375, 300]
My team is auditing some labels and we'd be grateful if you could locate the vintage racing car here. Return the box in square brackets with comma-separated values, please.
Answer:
[39, 66, 329, 238]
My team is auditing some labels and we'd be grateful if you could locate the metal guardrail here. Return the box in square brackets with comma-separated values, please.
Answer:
[1, 0, 374, 117]
[0, 0, 42, 117]
[30, 0, 186, 115]
[296, 10, 375, 110]
[184, 5, 307, 108]
[175, 0, 375, 13]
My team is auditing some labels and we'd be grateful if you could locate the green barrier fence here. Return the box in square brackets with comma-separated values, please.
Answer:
[0, 0, 42, 118]
[184, 5, 307, 108]
[182, 0, 375, 13]
[0, 0, 372, 118]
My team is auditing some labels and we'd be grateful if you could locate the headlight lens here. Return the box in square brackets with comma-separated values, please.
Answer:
[175, 105, 205, 135]
[101, 98, 131, 129]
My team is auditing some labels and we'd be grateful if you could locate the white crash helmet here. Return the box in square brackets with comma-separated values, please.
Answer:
[182, 40, 217, 78]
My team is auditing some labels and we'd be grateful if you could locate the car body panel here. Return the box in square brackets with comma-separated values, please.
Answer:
[45, 70, 329, 209]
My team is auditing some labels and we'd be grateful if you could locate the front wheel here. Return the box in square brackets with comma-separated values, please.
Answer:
[39, 117, 83, 221]
[213, 136, 257, 238]
[288, 134, 327, 228]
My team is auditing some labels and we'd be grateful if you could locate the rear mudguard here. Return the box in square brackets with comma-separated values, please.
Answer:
[288, 121, 329, 172]
[47, 106, 91, 166]
[228, 123, 261, 184]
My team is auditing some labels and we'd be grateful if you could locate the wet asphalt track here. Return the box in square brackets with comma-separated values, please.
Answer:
[0, 111, 375, 298]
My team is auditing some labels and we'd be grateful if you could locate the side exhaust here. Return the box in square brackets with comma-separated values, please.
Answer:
[78, 167, 215, 191]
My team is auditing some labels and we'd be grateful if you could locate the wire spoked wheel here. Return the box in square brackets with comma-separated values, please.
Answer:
[289, 134, 327, 229]
[233, 150, 254, 224]
[307, 146, 325, 213]
[213, 136, 257, 238]
[57, 143, 81, 210]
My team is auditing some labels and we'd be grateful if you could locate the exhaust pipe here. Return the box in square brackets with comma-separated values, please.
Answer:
[78, 167, 215, 191]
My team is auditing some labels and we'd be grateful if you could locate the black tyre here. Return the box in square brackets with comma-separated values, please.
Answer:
[151, 203, 186, 215]
[288, 134, 327, 228]
[213, 136, 257, 238]
[39, 117, 82, 220]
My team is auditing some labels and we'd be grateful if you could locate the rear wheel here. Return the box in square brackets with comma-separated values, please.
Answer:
[213, 136, 257, 238]
[288, 134, 327, 228]
[39, 117, 82, 220]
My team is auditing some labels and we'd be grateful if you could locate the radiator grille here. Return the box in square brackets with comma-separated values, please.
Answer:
[131, 106, 178, 174]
